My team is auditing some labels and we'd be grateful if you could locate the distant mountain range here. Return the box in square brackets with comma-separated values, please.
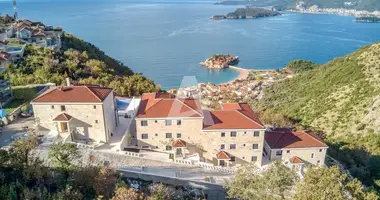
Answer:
[215, 0, 380, 12]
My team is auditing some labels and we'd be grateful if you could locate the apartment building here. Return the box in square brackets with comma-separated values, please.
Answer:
[264, 127, 328, 170]
[31, 85, 118, 143]
[135, 93, 266, 167]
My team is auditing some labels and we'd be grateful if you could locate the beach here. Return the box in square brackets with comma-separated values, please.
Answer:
[225, 66, 250, 84]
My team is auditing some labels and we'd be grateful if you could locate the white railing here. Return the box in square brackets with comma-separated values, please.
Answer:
[198, 162, 236, 173]
[173, 159, 195, 166]
[124, 151, 142, 158]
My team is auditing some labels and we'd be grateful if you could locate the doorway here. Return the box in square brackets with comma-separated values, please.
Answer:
[60, 122, 68, 132]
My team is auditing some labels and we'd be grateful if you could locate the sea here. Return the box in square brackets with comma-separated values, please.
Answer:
[1, 0, 379, 89]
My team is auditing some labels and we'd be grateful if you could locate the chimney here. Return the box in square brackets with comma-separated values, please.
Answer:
[66, 78, 71, 86]
[272, 122, 277, 129]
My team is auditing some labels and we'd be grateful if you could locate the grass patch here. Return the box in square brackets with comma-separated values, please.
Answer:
[3, 87, 40, 115]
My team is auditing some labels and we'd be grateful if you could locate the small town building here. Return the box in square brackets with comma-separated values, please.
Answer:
[31, 84, 118, 144]
[264, 127, 328, 170]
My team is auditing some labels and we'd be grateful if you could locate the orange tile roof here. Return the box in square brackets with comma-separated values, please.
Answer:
[32, 86, 113, 103]
[203, 103, 264, 130]
[290, 156, 304, 164]
[172, 139, 186, 148]
[137, 93, 202, 118]
[216, 151, 231, 160]
[53, 113, 72, 121]
[221, 103, 242, 110]
[265, 128, 328, 149]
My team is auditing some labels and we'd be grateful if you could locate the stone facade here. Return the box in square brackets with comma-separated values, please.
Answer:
[32, 92, 117, 143]
[264, 141, 327, 166]
[136, 117, 266, 167]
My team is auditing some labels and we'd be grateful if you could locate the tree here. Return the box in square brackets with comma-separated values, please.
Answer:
[285, 60, 319, 73]
[293, 166, 378, 200]
[226, 161, 298, 200]
[93, 167, 117, 199]
[48, 142, 81, 170]
[112, 187, 142, 200]
[9, 136, 39, 167]
[148, 183, 174, 200]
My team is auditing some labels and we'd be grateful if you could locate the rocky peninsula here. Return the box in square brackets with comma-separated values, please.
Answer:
[200, 54, 239, 69]
[211, 8, 280, 20]
[355, 16, 380, 23]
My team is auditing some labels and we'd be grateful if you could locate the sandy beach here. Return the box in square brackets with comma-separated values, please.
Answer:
[223, 66, 250, 84]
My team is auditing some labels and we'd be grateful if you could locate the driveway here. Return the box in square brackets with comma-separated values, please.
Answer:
[0, 117, 36, 147]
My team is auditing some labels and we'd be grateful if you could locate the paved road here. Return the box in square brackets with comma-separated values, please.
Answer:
[0, 117, 35, 147]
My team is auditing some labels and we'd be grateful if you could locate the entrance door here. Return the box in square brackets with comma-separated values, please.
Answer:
[176, 148, 182, 156]
[60, 122, 68, 132]
[219, 160, 225, 166]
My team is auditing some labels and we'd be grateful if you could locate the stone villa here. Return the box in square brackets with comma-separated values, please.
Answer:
[31, 84, 118, 143]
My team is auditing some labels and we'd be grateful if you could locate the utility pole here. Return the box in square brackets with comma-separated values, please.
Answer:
[13, 0, 18, 21]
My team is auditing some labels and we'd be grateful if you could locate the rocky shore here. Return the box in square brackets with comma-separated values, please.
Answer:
[290, 4, 380, 17]
[211, 8, 280, 20]
[200, 54, 239, 69]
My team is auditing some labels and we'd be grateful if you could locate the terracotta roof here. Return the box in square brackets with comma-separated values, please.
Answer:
[137, 93, 202, 118]
[32, 86, 113, 103]
[53, 113, 72, 121]
[290, 156, 304, 164]
[203, 103, 264, 130]
[216, 151, 231, 160]
[172, 139, 186, 148]
[265, 128, 328, 149]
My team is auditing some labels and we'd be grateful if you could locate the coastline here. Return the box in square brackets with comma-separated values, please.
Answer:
[224, 66, 250, 84]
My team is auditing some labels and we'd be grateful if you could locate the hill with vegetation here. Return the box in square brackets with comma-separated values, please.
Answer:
[8, 32, 159, 97]
[253, 43, 380, 192]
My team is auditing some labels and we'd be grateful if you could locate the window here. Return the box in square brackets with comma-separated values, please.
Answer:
[251, 156, 257, 162]
[176, 133, 182, 138]
[254, 131, 260, 137]
[230, 156, 236, 162]
[142, 134, 148, 139]
[242, 156, 245, 160]
[166, 133, 172, 138]
[243, 144, 246, 147]
[93, 105, 96, 109]
[166, 146, 172, 151]
[141, 120, 148, 127]
[311, 153, 314, 158]
[51, 105, 54, 109]
[319, 149, 323, 152]
[165, 120, 172, 126]
[95, 120, 98, 124]
[244, 131, 247, 134]
[220, 144, 225, 150]
[221, 132, 225, 137]
[286, 150, 290, 153]
[317, 160, 320, 164]
[155, 120, 158, 123]
[230, 131, 237, 137]
[155, 133, 158, 136]
[230, 144, 237, 150]
[252, 144, 259, 149]
[177, 120, 182, 125]
[142, 146, 149, 149]
[60, 105, 66, 111]
[276, 150, 282, 156]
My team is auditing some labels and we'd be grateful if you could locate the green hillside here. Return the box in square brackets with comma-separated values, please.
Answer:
[253, 43, 380, 191]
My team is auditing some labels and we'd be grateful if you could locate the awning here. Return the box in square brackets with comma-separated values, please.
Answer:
[172, 139, 186, 148]
[216, 151, 231, 160]
[53, 113, 72, 122]
[289, 156, 304, 164]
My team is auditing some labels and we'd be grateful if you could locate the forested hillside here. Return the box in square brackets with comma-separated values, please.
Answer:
[8, 33, 159, 97]
[253, 43, 380, 192]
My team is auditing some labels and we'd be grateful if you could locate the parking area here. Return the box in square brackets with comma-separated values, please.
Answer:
[0, 117, 36, 147]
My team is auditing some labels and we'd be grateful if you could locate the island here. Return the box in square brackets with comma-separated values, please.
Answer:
[211, 8, 280, 20]
[200, 54, 239, 69]
[355, 16, 380, 23]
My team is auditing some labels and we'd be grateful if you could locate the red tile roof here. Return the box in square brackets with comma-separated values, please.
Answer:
[172, 139, 186, 148]
[290, 156, 304, 164]
[137, 93, 202, 118]
[216, 151, 231, 160]
[203, 103, 264, 130]
[265, 128, 328, 149]
[32, 86, 113, 103]
[53, 113, 72, 121]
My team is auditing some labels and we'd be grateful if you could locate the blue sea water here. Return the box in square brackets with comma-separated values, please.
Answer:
[1, 0, 379, 89]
